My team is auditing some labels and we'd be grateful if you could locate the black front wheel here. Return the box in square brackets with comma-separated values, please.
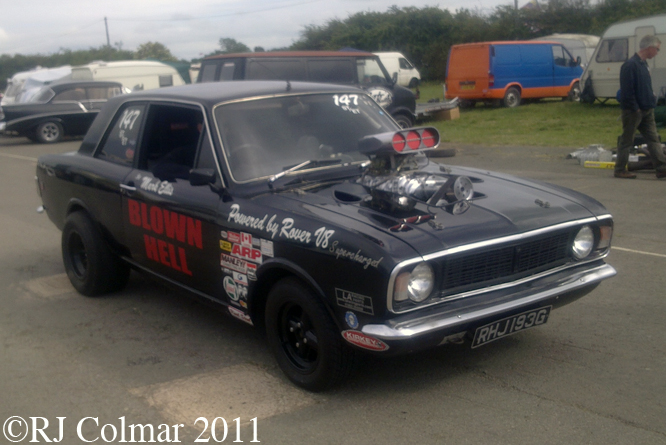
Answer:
[62, 212, 130, 296]
[265, 278, 356, 391]
[392, 113, 413, 129]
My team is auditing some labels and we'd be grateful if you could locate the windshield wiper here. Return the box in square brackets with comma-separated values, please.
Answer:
[268, 159, 342, 187]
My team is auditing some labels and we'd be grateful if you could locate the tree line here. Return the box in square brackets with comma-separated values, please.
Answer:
[1, 0, 664, 90]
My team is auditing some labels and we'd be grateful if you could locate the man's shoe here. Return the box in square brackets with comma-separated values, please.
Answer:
[614, 170, 637, 179]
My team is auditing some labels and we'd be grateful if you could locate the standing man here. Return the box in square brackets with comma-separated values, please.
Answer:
[615, 35, 665, 179]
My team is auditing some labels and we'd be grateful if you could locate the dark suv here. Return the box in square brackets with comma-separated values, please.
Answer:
[197, 51, 416, 127]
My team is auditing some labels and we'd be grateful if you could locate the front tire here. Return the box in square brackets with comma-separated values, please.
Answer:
[503, 87, 521, 108]
[392, 113, 413, 129]
[62, 212, 130, 296]
[567, 81, 581, 102]
[36, 121, 63, 143]
[265, 278, 356, 391]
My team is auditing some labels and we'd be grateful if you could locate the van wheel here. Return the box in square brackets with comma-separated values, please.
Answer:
[392, 114, 413, 129]
[568, 82, 581, 102]
[408, 78, 420, 88]
[503, 88, 521, 108]
[62, 212, 130, 296]
[36, 121, 63, 143]
[265, 277, 356, 391]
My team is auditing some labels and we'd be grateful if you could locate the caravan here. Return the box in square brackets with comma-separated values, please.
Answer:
[70, 61, 186, 92]
[580, 14, 666, 103]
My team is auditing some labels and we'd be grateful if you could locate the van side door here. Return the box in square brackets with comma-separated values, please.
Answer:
[552, 44, 582, 96]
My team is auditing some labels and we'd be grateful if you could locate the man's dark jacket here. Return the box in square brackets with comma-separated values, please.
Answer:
[620, 53, 656, 111]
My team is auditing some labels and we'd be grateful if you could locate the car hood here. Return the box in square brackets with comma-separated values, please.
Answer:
[269, 165, 608, 258]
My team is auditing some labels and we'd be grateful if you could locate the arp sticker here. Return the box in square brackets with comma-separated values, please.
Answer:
[342, 330, 388, 351]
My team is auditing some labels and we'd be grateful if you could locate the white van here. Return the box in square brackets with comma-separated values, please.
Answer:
[70, 60, 185, 92]
[373, 52, 421, 88]
[580, 14, 666, 103]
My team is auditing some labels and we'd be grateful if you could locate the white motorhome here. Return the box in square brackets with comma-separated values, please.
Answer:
[70, 60, 185, 92]
[373, 52, 421, 88]
[580, 14, 666, 103]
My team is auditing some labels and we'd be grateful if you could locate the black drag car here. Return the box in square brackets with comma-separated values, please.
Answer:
[0, 80, 125, 143]
[35, 81, 616, 391]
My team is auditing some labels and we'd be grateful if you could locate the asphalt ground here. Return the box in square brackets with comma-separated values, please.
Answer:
[1, 135, 664, 444]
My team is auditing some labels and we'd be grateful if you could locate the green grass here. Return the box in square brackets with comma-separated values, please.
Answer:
[416, 82, 666, 148]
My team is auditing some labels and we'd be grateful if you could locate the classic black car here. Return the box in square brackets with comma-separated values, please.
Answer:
[35, 81, 616, 391]
[0, 80, 124, 143]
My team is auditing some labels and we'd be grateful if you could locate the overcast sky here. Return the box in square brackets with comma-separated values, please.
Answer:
[0, 0, 516, 61]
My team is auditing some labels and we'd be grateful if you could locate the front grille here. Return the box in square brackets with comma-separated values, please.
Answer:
[437, 230, 572, 297]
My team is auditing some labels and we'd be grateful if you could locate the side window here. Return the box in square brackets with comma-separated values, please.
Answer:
[399, 58, 413, 70]
[86, 86, 122, 100]
[220, 62, 236, 80]
[596, 39, 628, 63]
[140, 104, 204, 181]
[200, 62, 219, 83]
[552, 45, 567, 67]
[53, 88, 86, 102]
[195, 130, 217, 169]
[246, 60, 307, 80]
[159, 75, 173, 87]
[307, 60, 355, 83]
[97, 104, 146, 166]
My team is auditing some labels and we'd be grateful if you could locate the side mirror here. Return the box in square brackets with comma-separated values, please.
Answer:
[189, 168, 216, 186]
[576, 56, 581, 66]
[391, 72, 398, 84]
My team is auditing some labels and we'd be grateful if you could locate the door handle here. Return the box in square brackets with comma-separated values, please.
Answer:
[120, 183, 136, 195]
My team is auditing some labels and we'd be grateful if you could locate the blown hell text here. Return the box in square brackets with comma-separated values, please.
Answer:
[127, 199, 203, 275]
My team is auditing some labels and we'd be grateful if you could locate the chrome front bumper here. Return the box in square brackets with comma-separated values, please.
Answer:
[362, 263, 616, 341]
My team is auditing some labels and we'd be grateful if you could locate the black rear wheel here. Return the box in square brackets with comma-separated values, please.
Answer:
[62, 212, 130, 296]
[265, 277, 356, 391]
[36, 121, 63, 143]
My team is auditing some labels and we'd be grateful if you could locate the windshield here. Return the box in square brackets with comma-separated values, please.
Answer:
[215, 92, 398, 183]
[357, 57, 391, 85]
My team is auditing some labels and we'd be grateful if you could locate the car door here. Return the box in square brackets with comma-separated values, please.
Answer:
[120, 102, 224, 298]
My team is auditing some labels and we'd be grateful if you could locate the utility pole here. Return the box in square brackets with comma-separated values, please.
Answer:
[104, 17, 111, 47]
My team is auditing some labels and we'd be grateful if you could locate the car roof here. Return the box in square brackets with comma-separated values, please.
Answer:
[108, 80, 364, 108]
[48, 80, 125, 91]
[203, 51, 376, 60]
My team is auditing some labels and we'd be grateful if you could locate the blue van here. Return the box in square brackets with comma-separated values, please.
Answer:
[445, 41, 583, 107]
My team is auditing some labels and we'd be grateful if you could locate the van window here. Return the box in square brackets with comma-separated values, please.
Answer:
[307, 60, 355, 83]
[357, 58, 388, 84]
[493, 46, 521, 65]
[399, 58, 414, 70]
[220, 62, 236, 80]
[200, 63, 218, 83]
[246, 60, 307, 81]
[552, 45, 572, 67]
[596, 39, 628, 63]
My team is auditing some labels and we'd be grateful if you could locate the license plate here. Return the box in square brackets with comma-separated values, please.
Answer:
[471, 306, 551, 348]
[460, 85, 475, 90]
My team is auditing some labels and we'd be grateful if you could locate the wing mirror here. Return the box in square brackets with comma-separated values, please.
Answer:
[189, 168, 216, 186]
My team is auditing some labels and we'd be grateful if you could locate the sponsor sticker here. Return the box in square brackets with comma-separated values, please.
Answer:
[336, 289, 374, 315]
[342, 330, 388, 351]
[223, 276, 239, 301]
[221, 253, 247, 274]
[229, 306, 253, 325]
[220, 240, 232, 251]
[345, 311, 359, 329]
[233, 271, 248, 286]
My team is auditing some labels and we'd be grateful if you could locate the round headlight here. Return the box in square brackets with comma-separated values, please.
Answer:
[408, 263, 435, 302]
[572, 225, 594, 259]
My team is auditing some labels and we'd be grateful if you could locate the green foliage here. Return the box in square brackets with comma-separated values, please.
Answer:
[134, 42, 178, 62]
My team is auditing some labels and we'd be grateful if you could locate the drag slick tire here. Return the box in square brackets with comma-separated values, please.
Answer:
[62, 211, 130, 296]
[265, 277, 356, 391]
